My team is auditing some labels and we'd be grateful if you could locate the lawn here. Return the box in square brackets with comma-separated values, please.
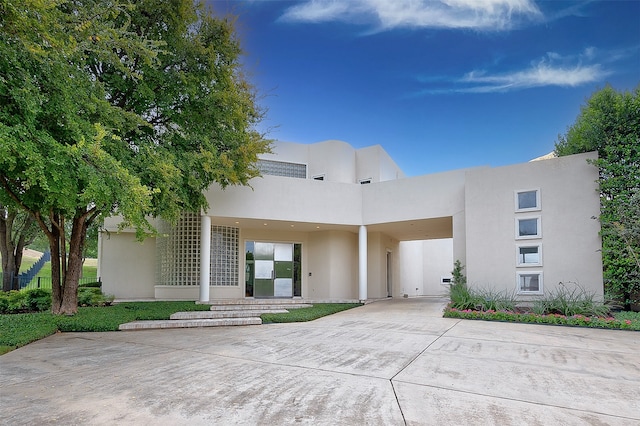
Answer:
[0, 302, 362, 355]
[6, 252, 98, 289]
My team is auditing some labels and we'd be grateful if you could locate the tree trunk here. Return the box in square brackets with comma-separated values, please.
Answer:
[1, 206, 39, 291]
[49, 213, 64, 314]
[50, 212, 88, 315]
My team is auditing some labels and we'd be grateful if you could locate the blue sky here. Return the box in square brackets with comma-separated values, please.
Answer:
[210, 0, 640, 176]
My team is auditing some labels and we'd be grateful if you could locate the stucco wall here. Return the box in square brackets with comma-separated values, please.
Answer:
[464, 152, 603, 298]
[355, 145, 405, 183]
[361, 168, 467, 226]
[400, 239, 453, 297]
[99, 231, 156, 299]
[308, 140, 357, 183]
[204, 176, 363, 226]
[365, 231, 400, 299]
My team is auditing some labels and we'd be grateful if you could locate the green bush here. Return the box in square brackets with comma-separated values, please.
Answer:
[24, 288, 52, 312]
[0, 290, 50, 314]
[0, 288, 112, 314]
[532, 283, 609, 317]
[78, 287, 114, 307]
[476, 288, 518, 312]
[79, 281, 102, 288]
[448, 260, 482, 310]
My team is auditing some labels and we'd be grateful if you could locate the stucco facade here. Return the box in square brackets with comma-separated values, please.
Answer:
[99, 140, 603, 302]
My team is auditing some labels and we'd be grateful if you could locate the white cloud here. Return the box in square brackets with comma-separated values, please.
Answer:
[456, 50, 608, 92]
[459, 63, 606, 93]
[412, 49, 610, 95]
[279, 0, 542, 31]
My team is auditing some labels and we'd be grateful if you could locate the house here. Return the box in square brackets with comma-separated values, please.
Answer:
[98, 140, 603, 302]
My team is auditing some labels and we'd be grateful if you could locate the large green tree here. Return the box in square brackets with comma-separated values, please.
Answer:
[0, 0, 269, 314]
[555, 85, 640, 310]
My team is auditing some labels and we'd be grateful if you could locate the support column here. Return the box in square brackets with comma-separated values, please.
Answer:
[358, 225, 368, 301]
[199, 215, 211, 303]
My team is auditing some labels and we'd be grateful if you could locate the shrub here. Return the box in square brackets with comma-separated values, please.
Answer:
[79, 281, 102, 288]
[532, 283, 609, 317]
[78, 288, 114, 307]
[448, 261, 482, 310]
[23, 288, 52, 312]
[0, 288, 112, 314]
[476, 288, 518, 312]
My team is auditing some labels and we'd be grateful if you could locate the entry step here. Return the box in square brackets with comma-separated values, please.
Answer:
[207, 299, 311, 305]
[171, 310, 288, 320]
[119, 317, 262, 330]
[209, 304, 312, 311]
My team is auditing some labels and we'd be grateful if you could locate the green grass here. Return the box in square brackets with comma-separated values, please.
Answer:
[21, 261, 98, 289]
[260, 303, 361, 323]
[0, 302, 362, 355]
[0, 301, 211, 354]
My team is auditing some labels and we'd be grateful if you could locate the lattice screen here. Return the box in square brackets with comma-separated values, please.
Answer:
[156, 213, 239, 286]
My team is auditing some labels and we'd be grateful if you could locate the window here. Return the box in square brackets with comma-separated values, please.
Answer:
[515, 189, 540, 211]
[516, 244, 542, 266]
[210, 226, 239, 286]
[516, 216, 541, 239]
[517, 272, 543, 294]
[257, 160, 307, 179]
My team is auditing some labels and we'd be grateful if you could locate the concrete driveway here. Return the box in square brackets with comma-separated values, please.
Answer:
[1, 297, 638, 425]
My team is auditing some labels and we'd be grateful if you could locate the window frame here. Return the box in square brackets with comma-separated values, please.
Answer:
[514, 188, 541, 212]
[516, 271, 544, 295]
[516, 243, 543, 267]
[515, 216, 542, 240]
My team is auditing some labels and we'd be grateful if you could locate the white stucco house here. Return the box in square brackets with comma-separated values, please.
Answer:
[98, 140, 603, 302]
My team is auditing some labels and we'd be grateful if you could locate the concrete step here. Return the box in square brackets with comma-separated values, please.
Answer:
[119, 317, 262, 331]
[209, 304, 312, 311]
[207, 299, 311, 305]
[170, 309, 289, 320]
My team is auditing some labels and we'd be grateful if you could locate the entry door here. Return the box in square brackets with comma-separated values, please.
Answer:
[254, 242, 294, 298]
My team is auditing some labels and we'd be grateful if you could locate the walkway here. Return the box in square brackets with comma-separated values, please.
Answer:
[1, 298, 638, 425]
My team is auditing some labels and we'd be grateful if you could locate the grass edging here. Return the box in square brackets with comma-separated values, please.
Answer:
[0, 302, 363, 355]
[260, 303, 362, 323]
[443, 306, 640, 331]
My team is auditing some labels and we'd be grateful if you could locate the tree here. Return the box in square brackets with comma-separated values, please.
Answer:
[0, 0, 269, 314]
[555, 85, 640, 310]
[0, 205, 40, 291]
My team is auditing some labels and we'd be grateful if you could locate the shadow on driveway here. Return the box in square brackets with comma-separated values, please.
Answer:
[1, 297, 638, 425]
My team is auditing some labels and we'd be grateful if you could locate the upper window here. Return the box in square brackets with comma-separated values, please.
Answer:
[515, 189, 540, 212]
[516, 216, 541, 239]
[257, 160, 306, 179]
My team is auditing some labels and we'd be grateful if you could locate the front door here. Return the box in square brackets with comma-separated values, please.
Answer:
[246, 242, 295, 298]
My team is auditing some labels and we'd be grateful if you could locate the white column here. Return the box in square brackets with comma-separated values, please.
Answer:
[358, 225, 368, 301]
[199, 215, 211, 303]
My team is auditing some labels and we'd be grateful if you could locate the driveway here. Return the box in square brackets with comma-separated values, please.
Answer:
[1, 297, 638, 425]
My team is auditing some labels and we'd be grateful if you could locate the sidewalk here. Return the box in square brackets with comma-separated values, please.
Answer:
[1, 297, 638, 425]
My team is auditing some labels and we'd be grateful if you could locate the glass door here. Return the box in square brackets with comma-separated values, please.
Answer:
[246, 242, 299, 298]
